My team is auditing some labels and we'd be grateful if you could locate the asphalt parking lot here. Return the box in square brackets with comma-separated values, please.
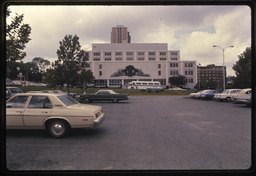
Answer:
[6, 96, 251, 170]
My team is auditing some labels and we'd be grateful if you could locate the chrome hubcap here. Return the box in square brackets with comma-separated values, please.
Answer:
[52, 123, 63, 134]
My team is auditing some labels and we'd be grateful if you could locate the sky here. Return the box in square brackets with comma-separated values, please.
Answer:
[7, 5, 251, 76]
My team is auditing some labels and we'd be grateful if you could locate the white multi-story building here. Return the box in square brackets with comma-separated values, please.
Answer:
[85, 43, 197, 88]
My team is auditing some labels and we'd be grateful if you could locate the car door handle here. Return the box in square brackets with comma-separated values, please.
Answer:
[16, 111, 23, 113]
[41, 111, 48, 113]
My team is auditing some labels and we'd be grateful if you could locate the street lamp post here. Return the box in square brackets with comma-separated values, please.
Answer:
[212, 45, 234, 91]
[198, 63, 201, 90]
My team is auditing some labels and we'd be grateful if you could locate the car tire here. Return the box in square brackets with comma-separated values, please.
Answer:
[84, 98, 90, 103]
[226, 97, 231, 102]
[113, 99, 118, 103]
[46, 120, 70, 138]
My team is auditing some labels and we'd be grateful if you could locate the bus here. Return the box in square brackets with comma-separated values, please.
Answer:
[127, 81, 162, 90]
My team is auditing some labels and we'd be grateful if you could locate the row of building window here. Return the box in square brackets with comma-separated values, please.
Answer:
[199, 71, 224, 73]
[93, 51, 178, 56]
[98, 70, 193, 77]
[93, 57, 179, 61]
[92, 63, 194, 71]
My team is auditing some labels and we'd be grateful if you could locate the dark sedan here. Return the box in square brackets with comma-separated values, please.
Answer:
[79, 90, 128, 103]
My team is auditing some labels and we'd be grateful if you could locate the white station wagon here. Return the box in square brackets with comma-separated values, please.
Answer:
[6, 93, 105, 138]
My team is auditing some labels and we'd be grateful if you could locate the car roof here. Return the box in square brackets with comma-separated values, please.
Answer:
[23, 92, 62, 96]
[225, 89, 241, 90]
[97, 89, 113, 92]
[7, 92, 70, 106]
[241, 88, 251, 91]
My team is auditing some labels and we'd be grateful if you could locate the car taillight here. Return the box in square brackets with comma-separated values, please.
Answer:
[95, 112, 100, 118]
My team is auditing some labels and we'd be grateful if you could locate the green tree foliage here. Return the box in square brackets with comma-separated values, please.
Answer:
[32, 57, 50, 73]
[169, 75, 187, 87]
[8, 61, 42, 82]
[44, 35, 93, 93]
[6, 9, 31, 62]
[79, 70, 95, 87]
[232, 47, 251, 88]
[6, 9, 32, 79]
[19, 62, 42, 82]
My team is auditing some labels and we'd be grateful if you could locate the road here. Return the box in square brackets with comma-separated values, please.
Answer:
[6, 96, 251, 170]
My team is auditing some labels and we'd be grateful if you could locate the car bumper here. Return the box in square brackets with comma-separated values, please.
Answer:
[234, 99, 249, 104]
[94, 114, 106, 127]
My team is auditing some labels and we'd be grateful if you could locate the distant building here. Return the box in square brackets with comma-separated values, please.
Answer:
[197, 64, 226, 89]
[111, 25, 131, 43]
[85, 43, 197, 88]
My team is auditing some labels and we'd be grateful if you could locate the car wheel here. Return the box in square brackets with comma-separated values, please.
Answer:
[226, 97, 231, 102]
[84, 98, 90, 103]
[113, 99, 118, 103]
[47, 120, 70, 138]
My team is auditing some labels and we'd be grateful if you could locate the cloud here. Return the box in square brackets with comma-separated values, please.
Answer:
[7, 5, 251, 76]
[172, 6, 251, 75]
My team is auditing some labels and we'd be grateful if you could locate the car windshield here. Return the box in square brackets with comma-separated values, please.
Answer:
[222, 90, 229, 94]
[57, 95, 79, 106]
[204, 90, 213, 93]
[200, 90, 209, 93]
[9, 88, 23, 93]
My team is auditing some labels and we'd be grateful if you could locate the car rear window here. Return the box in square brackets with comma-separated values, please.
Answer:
[9, 88, 23, 93]
[57, 95, 79, 106]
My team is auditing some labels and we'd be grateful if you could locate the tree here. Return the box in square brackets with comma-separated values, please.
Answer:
[19, 62, 42, 82]
[46, 35, 86, 94]
[232, 47, 251, 88]
[43, 67, 63, 87]
[79, 70, 95, 87]
[6, 9, 31, 62]
[169, 75, 187, 87]
[6, 9, 32, 78]
[32, 57, 50, 73]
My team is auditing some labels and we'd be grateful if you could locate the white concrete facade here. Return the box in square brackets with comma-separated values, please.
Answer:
[85, 43, 197, 88]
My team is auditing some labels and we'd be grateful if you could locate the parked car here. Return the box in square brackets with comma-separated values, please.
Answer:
[6, 93, 105, 138]
[231, 88, 251, 102]
[31, 90, 76, 98]
[87, 84, 95, 88]
[147, 85, 164, 92]
[199, 89, 222, 100]
[168, 87, 184, 91]
[213, 89, 241, 102]
[233, 93, 251, 106]
[189, 90, 211, 99]
[79, 90, 129, 103]
[6, 87, 23, 100]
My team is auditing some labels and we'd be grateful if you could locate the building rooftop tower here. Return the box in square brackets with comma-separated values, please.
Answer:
[111, 25, 131, 43]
